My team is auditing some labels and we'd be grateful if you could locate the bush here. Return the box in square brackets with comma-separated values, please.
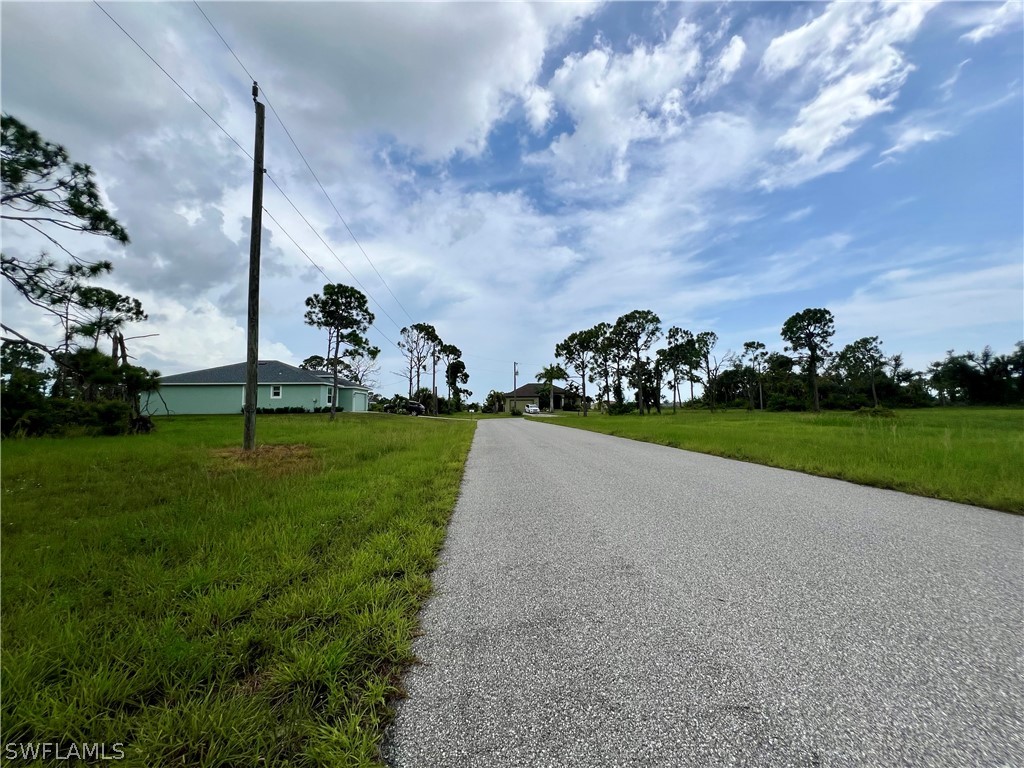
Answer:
[5, 398, 134, 437]
[510, 408, 522, 416]
[607, 402, 637, 416]
[852, 406, 897, 419]
[766, 395, 805, 412]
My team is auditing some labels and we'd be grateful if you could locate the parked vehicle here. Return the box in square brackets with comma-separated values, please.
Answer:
[524, 404, 540, 414]
[404, 400, 426, 416]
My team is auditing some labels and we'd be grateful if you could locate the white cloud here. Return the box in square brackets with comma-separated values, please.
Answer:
[878, 124, 952, 161]
[960, 0, 1023, 44]
[754, 2, 935, 187]
[522, 86, 555, 134]
[539, 17, 703, 182]
[782, 206, 814, 223]
[939, 58, 971, 101]
[829, 259, 1024, 369]
[761, 2, 874, 79]
[694, 35, 747, 101]
[212, 2, 598, 162]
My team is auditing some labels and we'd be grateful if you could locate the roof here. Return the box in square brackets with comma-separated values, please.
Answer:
[160, 360, 368, 389]
[503, 382, 570, 398]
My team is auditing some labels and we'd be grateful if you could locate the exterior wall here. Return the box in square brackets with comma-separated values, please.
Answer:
[334, 387, 370, 413]
[505, 396, 539, 413]
[144, 384, 329, 415]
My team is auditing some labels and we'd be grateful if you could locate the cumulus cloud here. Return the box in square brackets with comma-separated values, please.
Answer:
[537, 17, 703, 182]
[215, 2, 597, 162]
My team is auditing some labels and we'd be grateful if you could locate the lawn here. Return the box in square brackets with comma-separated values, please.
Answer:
[532, 407, 1023, 514]
[0, 413, 475, 767]
[432, 411, 513, 420]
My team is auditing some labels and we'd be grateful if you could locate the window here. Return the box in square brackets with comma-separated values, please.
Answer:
[326, 389, 333, 404]
[271, 385, 282, 399]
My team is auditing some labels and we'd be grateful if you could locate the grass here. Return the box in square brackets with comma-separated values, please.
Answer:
[532, 407, 1024, 514]
[1, 413, 475, 766]
[432, 411, 512, 420]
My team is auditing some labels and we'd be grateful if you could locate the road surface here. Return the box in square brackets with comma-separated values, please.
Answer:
[384, 418, 1023, 767]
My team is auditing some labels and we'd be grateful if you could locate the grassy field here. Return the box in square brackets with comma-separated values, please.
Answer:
[1, 413, 475, 767]
[533, 407, 1023, 514]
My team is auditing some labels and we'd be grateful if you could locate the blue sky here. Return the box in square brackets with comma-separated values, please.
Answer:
[2, 1, 1022, 402]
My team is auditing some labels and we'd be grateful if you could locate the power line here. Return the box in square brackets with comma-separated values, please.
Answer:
[92, 2, 252, 162]
[93, 1, 406, 347]
[263, 171, 405, 334]
[192, 1, 417, 325]
[260, 206, 402, 352]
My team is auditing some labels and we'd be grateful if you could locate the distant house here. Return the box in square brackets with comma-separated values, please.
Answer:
[142, 360, 371, 415]
[502, 382, 573, 413]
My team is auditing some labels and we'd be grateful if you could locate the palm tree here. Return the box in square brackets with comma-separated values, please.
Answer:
[536, 364, 568, 412]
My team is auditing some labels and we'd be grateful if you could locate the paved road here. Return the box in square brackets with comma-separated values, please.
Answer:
[383, 419, 1023, 767]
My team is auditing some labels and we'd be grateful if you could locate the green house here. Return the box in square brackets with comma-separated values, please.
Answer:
[143, 360, 371, 415]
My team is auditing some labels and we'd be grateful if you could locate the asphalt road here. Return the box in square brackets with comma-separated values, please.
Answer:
[383, 418, 1023, 767]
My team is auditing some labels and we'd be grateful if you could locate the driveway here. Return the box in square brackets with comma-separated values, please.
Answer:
[384, 419, 1023, 767]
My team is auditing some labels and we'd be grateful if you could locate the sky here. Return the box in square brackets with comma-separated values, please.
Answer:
[2, 0, 1022, 403]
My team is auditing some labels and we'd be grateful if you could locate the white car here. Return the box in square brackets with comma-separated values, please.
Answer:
[524, 404, 540, 414]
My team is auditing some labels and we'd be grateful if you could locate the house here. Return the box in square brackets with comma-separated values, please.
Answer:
[502, 382, 574, 413]
[142, 360, 371, 415]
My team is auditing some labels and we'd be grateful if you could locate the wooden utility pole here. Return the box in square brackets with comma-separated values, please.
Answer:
[431, 344, 438, 416]
[243, 82, 265, 451]
[512, 361, 518, 413]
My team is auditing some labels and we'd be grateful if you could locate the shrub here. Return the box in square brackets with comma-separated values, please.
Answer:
[852, 406, 898, 419]
[607, 402, 637, 416]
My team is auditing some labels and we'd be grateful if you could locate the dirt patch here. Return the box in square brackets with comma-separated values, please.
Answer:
[209, 444, 316, 477]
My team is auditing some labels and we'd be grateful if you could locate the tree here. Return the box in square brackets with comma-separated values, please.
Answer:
[611, 310, 661, 415]
[663, 327, 699, 411]
[834, 336, 886, 408]
[556, 325, 603, 416]
[397, 323, 435, 399]
[483, 389, 505, 414]
[693, 331, 731, 412]
[438, 343, 462, 402]
[304, 284, 374, 421]
[445, 359, 469, 411]
[337, 337, 381, 388]
[536, 363, 568, 412]
[1, 114, 157, 433]
[781, 308, 835, 412]
[742, 341, 768, 410]
[587, 322, 615, 411]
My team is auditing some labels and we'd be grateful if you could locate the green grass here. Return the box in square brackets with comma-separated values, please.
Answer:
[433, 411, 512, 420]
[534, 407, 1024, 514]
[1, 414, 475, 766]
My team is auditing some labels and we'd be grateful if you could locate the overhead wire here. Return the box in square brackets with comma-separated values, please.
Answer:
[93, 0, 405, 352]
[192, 0, 417, 325]
[95, 0, 510, 392]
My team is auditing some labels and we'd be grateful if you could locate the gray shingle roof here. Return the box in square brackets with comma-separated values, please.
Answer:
[160, 360, 367, 388]
[503, 383, 570, 397]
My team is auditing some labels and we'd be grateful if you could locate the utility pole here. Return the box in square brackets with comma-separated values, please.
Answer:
[243, 82, 265, 451]
[513, 361, 518, 413]
[431, 344, 438, 416]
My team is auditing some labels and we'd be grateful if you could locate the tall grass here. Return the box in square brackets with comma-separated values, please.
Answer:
[1, 414, 475, 766]
[537, 408, 1023, 514]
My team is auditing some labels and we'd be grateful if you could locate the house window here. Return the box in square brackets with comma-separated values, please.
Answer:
[271, 385, 282, 399]
[326, 389, 333, 404]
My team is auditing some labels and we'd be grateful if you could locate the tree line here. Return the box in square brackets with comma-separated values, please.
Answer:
[548, 307, 1023, 416]
[297, 289, 472, 417]
[1, 114, 159, 436]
